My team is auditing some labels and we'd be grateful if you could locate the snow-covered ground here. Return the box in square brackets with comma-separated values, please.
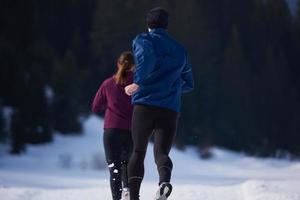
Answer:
[1, 115, 300, 200]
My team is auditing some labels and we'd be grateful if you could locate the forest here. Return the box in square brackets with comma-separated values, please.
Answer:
[0, 0, 300, 157]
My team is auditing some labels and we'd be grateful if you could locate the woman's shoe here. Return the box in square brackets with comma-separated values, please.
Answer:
[121, 187, 130, 200]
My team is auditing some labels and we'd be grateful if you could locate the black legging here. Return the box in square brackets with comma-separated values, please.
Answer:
[103, 128, 133, 200]
[127, 104, 178, 200]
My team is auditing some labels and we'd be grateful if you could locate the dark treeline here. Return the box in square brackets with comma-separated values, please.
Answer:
[0, 0, 300, 157]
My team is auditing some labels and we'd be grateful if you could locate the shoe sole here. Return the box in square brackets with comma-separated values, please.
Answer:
[121, 187, 130, 200]
[155, 184, 172, 200]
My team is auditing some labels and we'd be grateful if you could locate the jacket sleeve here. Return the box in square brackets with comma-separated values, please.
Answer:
[181, 52, 194, 93]
[132, 36, 156, 85]
[92, 82, 107, 113]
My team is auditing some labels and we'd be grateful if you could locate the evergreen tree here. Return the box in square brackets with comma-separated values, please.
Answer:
[293, 0, 300, 87]
[0, 0, 54, 152]
[0, 103, 5, 142]
[290, 0, 300, 156]
[219, 27, 256, 152]
[52, 50, 83, 134]
[249, 0, 268, 66]
[296, 0, 300, 41]
[10, 110, 26, 154]
[248, 0, 269, 143]
[261, 0, 297, 156]
[265, 0, 292, 52]
[160, 0, 224, 149]
[1, 0, 299, 156]
[92, 0, 144, 66]
[260, 45, 294, 155]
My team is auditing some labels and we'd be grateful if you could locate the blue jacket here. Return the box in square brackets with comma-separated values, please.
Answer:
[132, 28, 194, 112]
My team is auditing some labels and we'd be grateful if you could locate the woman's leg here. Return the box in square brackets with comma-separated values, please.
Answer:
[121, 131, 133, 188]
[103, 129, 123, 200]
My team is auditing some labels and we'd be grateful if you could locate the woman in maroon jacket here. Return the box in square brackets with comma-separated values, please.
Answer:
[92, 51, 134, 200]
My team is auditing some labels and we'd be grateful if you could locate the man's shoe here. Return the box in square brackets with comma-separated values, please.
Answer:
[155, 182, 172, 200]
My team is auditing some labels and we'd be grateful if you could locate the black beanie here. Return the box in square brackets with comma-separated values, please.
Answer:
[146, 7, 169, 29]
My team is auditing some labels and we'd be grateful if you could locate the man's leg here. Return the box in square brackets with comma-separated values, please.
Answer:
[128, 105, 155, 200]
[153, 109, 178, 185]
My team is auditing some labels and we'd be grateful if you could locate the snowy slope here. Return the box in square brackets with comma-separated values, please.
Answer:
[1, 115, 300, 200]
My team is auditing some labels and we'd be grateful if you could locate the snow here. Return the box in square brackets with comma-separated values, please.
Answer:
[1, 115, 300, 200]
[2, 106, 13, 134]
[44, 85, 54, 105]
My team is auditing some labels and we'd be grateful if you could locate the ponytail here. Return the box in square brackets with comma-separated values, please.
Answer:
[115, 51, 134, 84]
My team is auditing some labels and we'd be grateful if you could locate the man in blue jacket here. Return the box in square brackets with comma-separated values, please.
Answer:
[125, 7, 194, 200]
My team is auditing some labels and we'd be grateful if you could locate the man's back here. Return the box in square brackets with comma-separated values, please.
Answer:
[132, 28, 193, 112]
[126, 7, 194, 200]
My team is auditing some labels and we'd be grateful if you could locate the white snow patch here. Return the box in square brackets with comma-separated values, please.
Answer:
[44, 85, 54, 105]
[2, 106, 14, 133]
[108, 163, 114, 168]
[0, 115, 300, 200]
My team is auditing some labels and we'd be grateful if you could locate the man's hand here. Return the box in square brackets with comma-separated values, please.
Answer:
[125, 83, 139, 96]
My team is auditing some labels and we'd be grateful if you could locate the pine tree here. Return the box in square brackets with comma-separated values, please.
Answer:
[290, 0, 300, 156]
[154, 0, 223, 149]
[249, 0, 268, 65]
[10, 110, 26, 154]
[52, 50, 83, 134]
[1, 0, 299, 156]
[294, 0, 300, 87]
[265, 0, 292, 51]
[220, 27, 256, 152]
[258, 41, 298, 157]
[262, 0, 297, 156]
[296, 0, 300, 38]
[0, 103, 5, 142]
[92, 0, 144, 67]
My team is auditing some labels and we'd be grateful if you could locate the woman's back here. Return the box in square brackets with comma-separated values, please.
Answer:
[92, 71, 133, 130]
[92, 51, 134, 200]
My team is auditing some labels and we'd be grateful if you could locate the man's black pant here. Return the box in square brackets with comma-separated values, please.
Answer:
[128, 104, 178, 200]
[104, 128, 133, 200]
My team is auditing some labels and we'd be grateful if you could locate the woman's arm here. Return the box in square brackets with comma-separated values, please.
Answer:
[92, 82, 107, 113]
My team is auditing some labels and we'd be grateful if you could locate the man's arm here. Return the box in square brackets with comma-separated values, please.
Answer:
[181, 52, 194, 93]
[132, 36, 156, 85]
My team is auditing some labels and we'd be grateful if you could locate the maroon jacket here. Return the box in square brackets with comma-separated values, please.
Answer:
[92, 71, 133, 130]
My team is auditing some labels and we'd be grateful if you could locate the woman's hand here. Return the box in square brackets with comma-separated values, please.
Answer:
[125, 83, 139, 96]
